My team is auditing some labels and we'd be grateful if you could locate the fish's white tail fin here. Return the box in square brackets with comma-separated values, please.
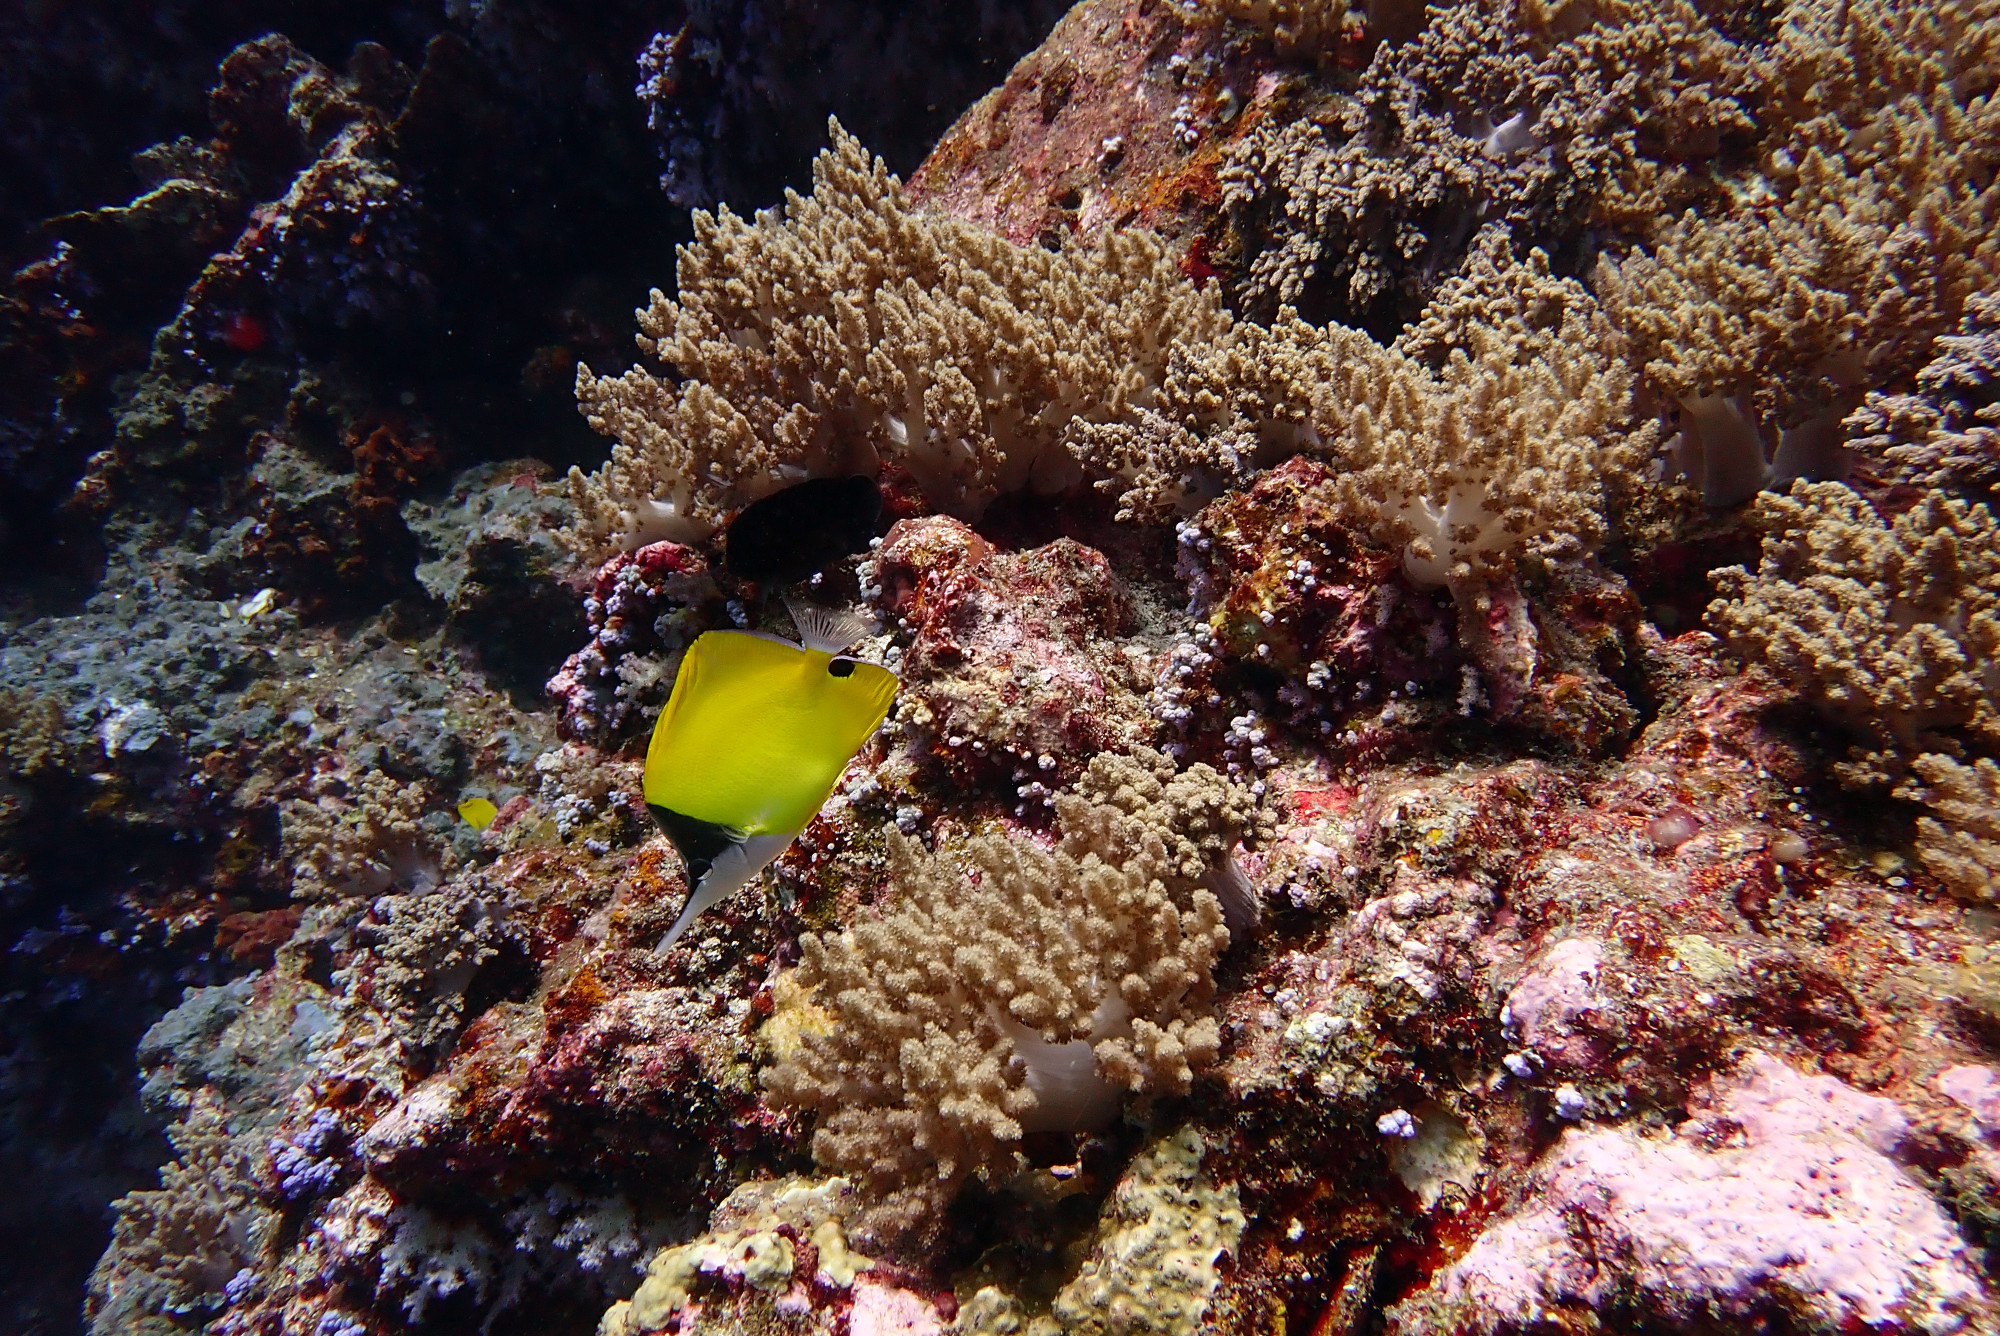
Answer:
[785, 598, 878, 655]
[655, 831, 798, 953]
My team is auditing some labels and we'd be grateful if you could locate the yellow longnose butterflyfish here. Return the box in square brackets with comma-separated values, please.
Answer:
[643, 603, 897, 952]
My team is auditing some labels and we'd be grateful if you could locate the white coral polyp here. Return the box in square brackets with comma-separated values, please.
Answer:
[1390, 480, 1511, 590]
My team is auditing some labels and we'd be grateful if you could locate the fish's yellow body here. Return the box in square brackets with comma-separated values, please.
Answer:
[642, 629, 897, 951]
[644, 631, 897, 833]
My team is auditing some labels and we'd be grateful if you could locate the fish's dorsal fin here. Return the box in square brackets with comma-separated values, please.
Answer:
[785, 598, 877, 655]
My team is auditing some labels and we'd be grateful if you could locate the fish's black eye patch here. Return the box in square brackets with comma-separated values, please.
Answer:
[828, 657, 857, 678]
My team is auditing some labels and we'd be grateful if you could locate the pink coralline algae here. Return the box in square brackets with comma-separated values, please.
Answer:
[545, 540, 722, 741]
[1940, 1065, 2000, 1135]
[1400, 1054, 1982, 1334]
[1500, 936, 1605, 1075]
[869, 514, 1156, 791]
[847, 1279, 947, 1336]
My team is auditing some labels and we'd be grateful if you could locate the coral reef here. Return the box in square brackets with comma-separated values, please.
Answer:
[869, 516, 1158, 791]
[16, 1, 2000, 1334]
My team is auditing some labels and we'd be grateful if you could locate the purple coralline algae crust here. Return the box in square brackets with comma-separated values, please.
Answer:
[1402, 1054, 1980, 1334]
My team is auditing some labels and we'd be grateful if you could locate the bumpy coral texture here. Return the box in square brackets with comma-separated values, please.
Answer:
[567, 119, 1226, 554]
[601, 1176, 880, 1335]
[1709, 481, 2000, 785]
[1078, 240, 1656, 598]
[1598, 0, 2000, 431]
[343, 870, 526, 1052]
[762, 753, 1244, 1243]
[1051, 1127, 1246, 1336]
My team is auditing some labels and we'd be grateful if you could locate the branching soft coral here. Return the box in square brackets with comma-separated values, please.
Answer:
[1597, 0, 2000, 440]
[761, 753, 1247, 1247]
[1709, 481, 2000, 784]
[1906, 754, 2000, 902]
[281, 767, 450, 901]
[1847, 290, 2000, 504]
[567, 119, 1225, 557]
[1219, 0, 1762, 327]
[1710, 481, 2000, 894]
[87, 1104, 276, 1335]
[1077, 239, 1658, 603]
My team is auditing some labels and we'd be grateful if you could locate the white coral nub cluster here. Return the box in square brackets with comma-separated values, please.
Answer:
[1389, 479, 1511, 591]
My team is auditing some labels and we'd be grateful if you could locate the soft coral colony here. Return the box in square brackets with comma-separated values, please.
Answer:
[64, 0, 2000, 1334]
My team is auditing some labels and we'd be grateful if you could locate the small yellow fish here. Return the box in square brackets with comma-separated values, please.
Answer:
[457, 796, 500, 831]
[644, 605, 896, 951]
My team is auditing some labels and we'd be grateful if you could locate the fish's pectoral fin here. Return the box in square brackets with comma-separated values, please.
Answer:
[653, 827, 798, 954]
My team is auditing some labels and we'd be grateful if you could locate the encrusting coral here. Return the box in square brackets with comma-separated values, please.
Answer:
[1049, 1127, 1245, 1336]
[761, 749, 1250, 1245]
[566, 118, 1227, 556]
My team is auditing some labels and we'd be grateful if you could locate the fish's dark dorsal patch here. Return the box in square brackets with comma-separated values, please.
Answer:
[648, 804, 740, 883]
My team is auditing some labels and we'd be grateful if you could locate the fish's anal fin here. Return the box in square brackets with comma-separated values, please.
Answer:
[784, 598, 878, 655]
[651, 822, 798, 954]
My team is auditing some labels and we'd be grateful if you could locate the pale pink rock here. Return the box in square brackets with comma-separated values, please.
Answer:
[1401, 1054, 1983, 1333]
[1937, 1065, 2000, 1134]
[1501, 937, 1603, 1069]
[848, 1280, 944, 1336]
